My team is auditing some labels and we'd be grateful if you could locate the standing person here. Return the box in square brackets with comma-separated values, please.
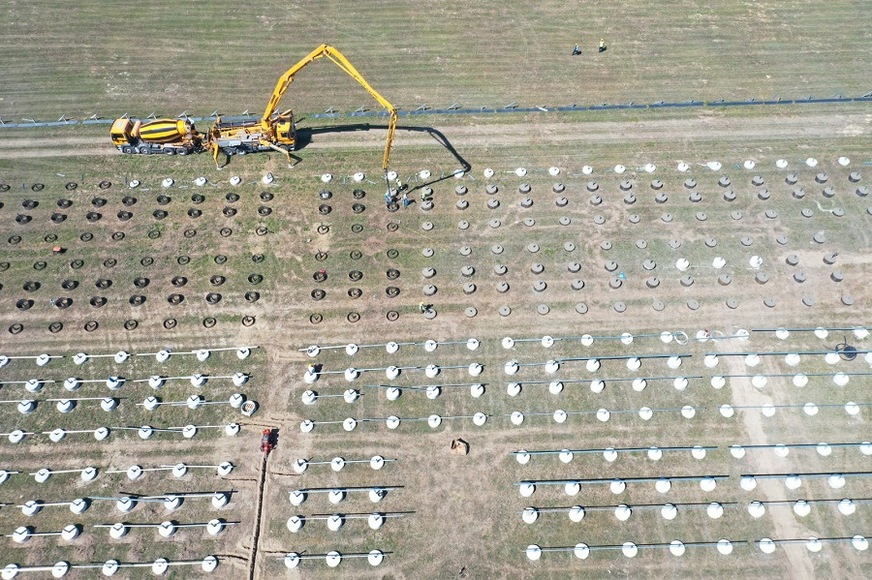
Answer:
[402, 192, 410, 208]
[572, 43, 581, 56]
[599, 38, 606, 52]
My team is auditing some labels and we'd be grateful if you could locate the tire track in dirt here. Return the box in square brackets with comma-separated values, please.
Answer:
[0, 112, 867, 159]
[717, 342, 815, 579]
[248, 454, 269, 580]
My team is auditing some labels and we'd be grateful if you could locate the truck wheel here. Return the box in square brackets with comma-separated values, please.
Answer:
[164, 148, 176, 155]
[121, 146, 134, 154]
[138, 146, 150, 155]
[178, 149, 188, 156]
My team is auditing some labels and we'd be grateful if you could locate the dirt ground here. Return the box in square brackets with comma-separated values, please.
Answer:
[1, 105, 870, 578]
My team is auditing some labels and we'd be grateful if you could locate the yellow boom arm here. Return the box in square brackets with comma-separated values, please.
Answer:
[261, 43, 398, 172]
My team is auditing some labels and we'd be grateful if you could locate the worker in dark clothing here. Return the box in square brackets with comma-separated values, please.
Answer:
[599, 38, 606, 52]
[572, 44, 581, 56]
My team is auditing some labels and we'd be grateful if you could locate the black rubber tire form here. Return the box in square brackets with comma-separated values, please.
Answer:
[68, 260, 83, 270]
[311, 289, 326, 301]
[202, 317, 217, 328]
[84, 320, 98, 332]
[210, 275, 226, 286]
[65, 182, 78, 191]
[89, 296, 107, 307]
[44, 233, 58, 242]
[123, 319, 137, 330]
[140, 257, 153, 266]
[225, 193, 240, 202]
[318, 204, 332, 215]
[122, 196, 137, 206]
[171, 276, 187, 287]
[61, 280, 77, 290]
[9, 235, 22, 245]
[349, 270, 363, 281]
[178, 256, 190, 265]
[248, 274, 263, 285]
[81, 232, 94, 242]
[352, 203, 366, 214]
[205, 292, 222, 304]
[56, 297, 72, 309]
[214, 255, 227, 264]
[156, 195, 170, 205]
[241, 315, 256, 327]
[386, 311, 399, 321]
[258, 206, 272, 216]
[147, 230, 161, 239]
[167, 294, 185, 305]
[385, 286, 400, 297]
[92, 197, 107, 207]
[0, 184, 10, 192]
[309, 313, 322, 324]
[219, 227, 232, 237]
[98, 181, 112, 190]
[347, 312, 360, 323]
[152, 210, 167, 220]
[0, 262, 9, 271]
[32, 183, 45, 192]
[260, 191, 274, 202]
[387, 203, 399, 212]
[23, 281, 40, 292]
[9, 323, 23, 334]
[386, 222, 399, 232]
[351, 223, 364, 233]
[319, 190, 332, 200]
[252, 254, 265, 263]
[117, 211, 133, 221]
[245, 291, 260, 302]
[102, 258, 116, 268]
[348, 288, 362, 298]
[349, 250, 362, 260]
[51, 213, 67, 223]
[255, 227, 268, 236]
[48, 321, 63, 333]
[191, 194, 205, 204]
[17, 299, 34, 310]
[223, 207, 237, 217]
[22, 199, 38, 210]
[57, 199, 73, 209]
[187, 208, 201, 218]
[35, 260, 49, 270]
[313, 271, 327, 282]
[129, 295, 146, 306]
[317, 225, 330, 234]
[86, 212, 102, 222]
[387, 249, 399, 258]
[133, 277, 149, 288]
[315, 252, 328, 262]
[184, 229, 197, 238]
[14, 215, 31, 225]
[163, 318, 177, 329]
[386, 269, 400, 280]
[352, 189, 366, 200]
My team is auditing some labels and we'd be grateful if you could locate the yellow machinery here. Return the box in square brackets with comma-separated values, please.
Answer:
[110, 117, 204, 155]
[210, 44, 398, 174]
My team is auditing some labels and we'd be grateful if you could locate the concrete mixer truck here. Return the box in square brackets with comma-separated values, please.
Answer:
[110, 117, 205, 156]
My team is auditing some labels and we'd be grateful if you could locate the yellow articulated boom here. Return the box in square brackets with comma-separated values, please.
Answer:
[209, 43, 398, 174]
